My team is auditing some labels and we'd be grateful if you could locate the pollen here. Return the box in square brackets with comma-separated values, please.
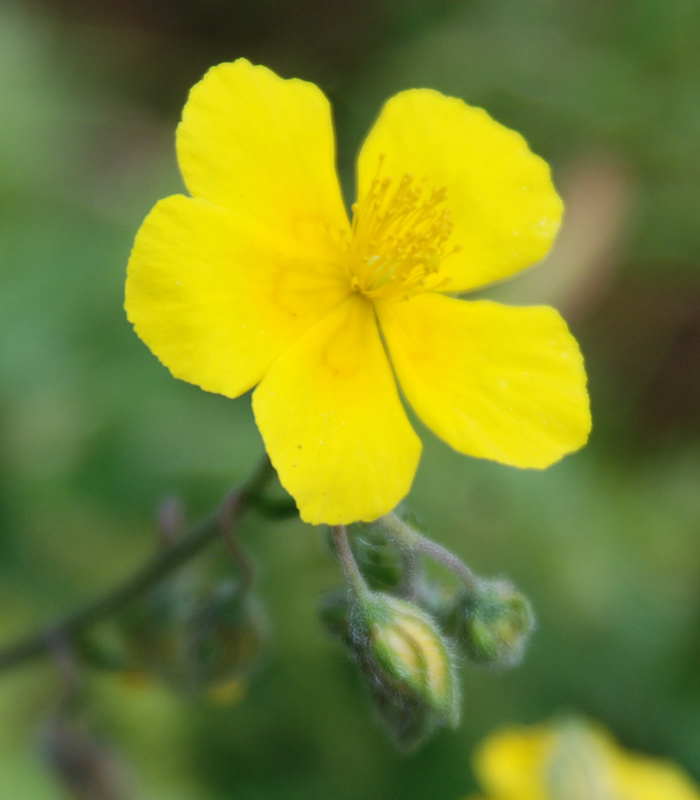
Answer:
[345, 155, 461, 301]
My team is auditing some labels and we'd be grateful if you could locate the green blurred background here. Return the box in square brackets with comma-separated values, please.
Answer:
[1, 0, 700, 797]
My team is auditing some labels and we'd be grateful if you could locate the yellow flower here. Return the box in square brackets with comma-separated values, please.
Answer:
[468, 718, 700, 800]
[125, 59, 591, 525]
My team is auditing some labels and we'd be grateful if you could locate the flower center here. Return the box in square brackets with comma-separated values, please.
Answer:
[345, 155, 461, 301]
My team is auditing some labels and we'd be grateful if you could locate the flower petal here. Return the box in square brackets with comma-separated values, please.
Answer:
[472, 725, 553, 799]
[376, 294, 591, 468]
[358, 89, 563, 292]
[613, 754, 700, 800]
[252, 295, 421, 525]
[125, 194, 351, 398]
[177, 58, 349, 252]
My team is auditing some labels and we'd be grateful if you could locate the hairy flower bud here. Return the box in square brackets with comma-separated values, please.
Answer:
[185, 580, 266, 699]
[350, 592, 460, 750]
[445, 579, 535, 667]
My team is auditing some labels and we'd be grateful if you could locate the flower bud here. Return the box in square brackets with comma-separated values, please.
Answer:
[185, 580, 266, 699]
[445, 579, 535, 667]
[104, 574, 264, 702]
[116, 573, 194, 685]
[350, 592, 460, 750]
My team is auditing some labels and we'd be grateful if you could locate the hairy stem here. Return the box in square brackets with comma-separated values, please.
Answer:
[377, 513, 481, 592]
[396, 546, 423, 603]
[331, 525, 371, 601]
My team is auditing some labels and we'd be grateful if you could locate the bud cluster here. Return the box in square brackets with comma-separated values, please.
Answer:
[81, 567, 266, 704]
[323, 517, 536, 750]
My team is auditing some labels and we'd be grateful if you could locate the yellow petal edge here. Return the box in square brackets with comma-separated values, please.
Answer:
[377, 295, 591, 469]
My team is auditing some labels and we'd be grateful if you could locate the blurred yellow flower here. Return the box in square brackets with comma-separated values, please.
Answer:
[125, 59, 591, 525]
[467, 718, 700, 800]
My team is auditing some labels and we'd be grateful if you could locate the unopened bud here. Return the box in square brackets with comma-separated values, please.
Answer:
[446, 579, 535, 667]
[111, 574, 264, 701]
[117, 573, 194, 685]
[350, 592, 460, 750]
[185, 580, 265, 699]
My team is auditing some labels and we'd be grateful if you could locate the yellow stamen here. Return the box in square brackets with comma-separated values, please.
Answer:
[346, 155, 460, 301]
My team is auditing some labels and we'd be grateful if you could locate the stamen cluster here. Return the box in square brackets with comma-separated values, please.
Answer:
[346, 157, 460, 301]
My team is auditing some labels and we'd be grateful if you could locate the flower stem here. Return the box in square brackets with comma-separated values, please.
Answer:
[331, 525, 371, 601]
[0, 455, 277, 674]
[220, 490, 256, 594]
[377, 513, 481, 592]
[397, 546, 422, 603]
